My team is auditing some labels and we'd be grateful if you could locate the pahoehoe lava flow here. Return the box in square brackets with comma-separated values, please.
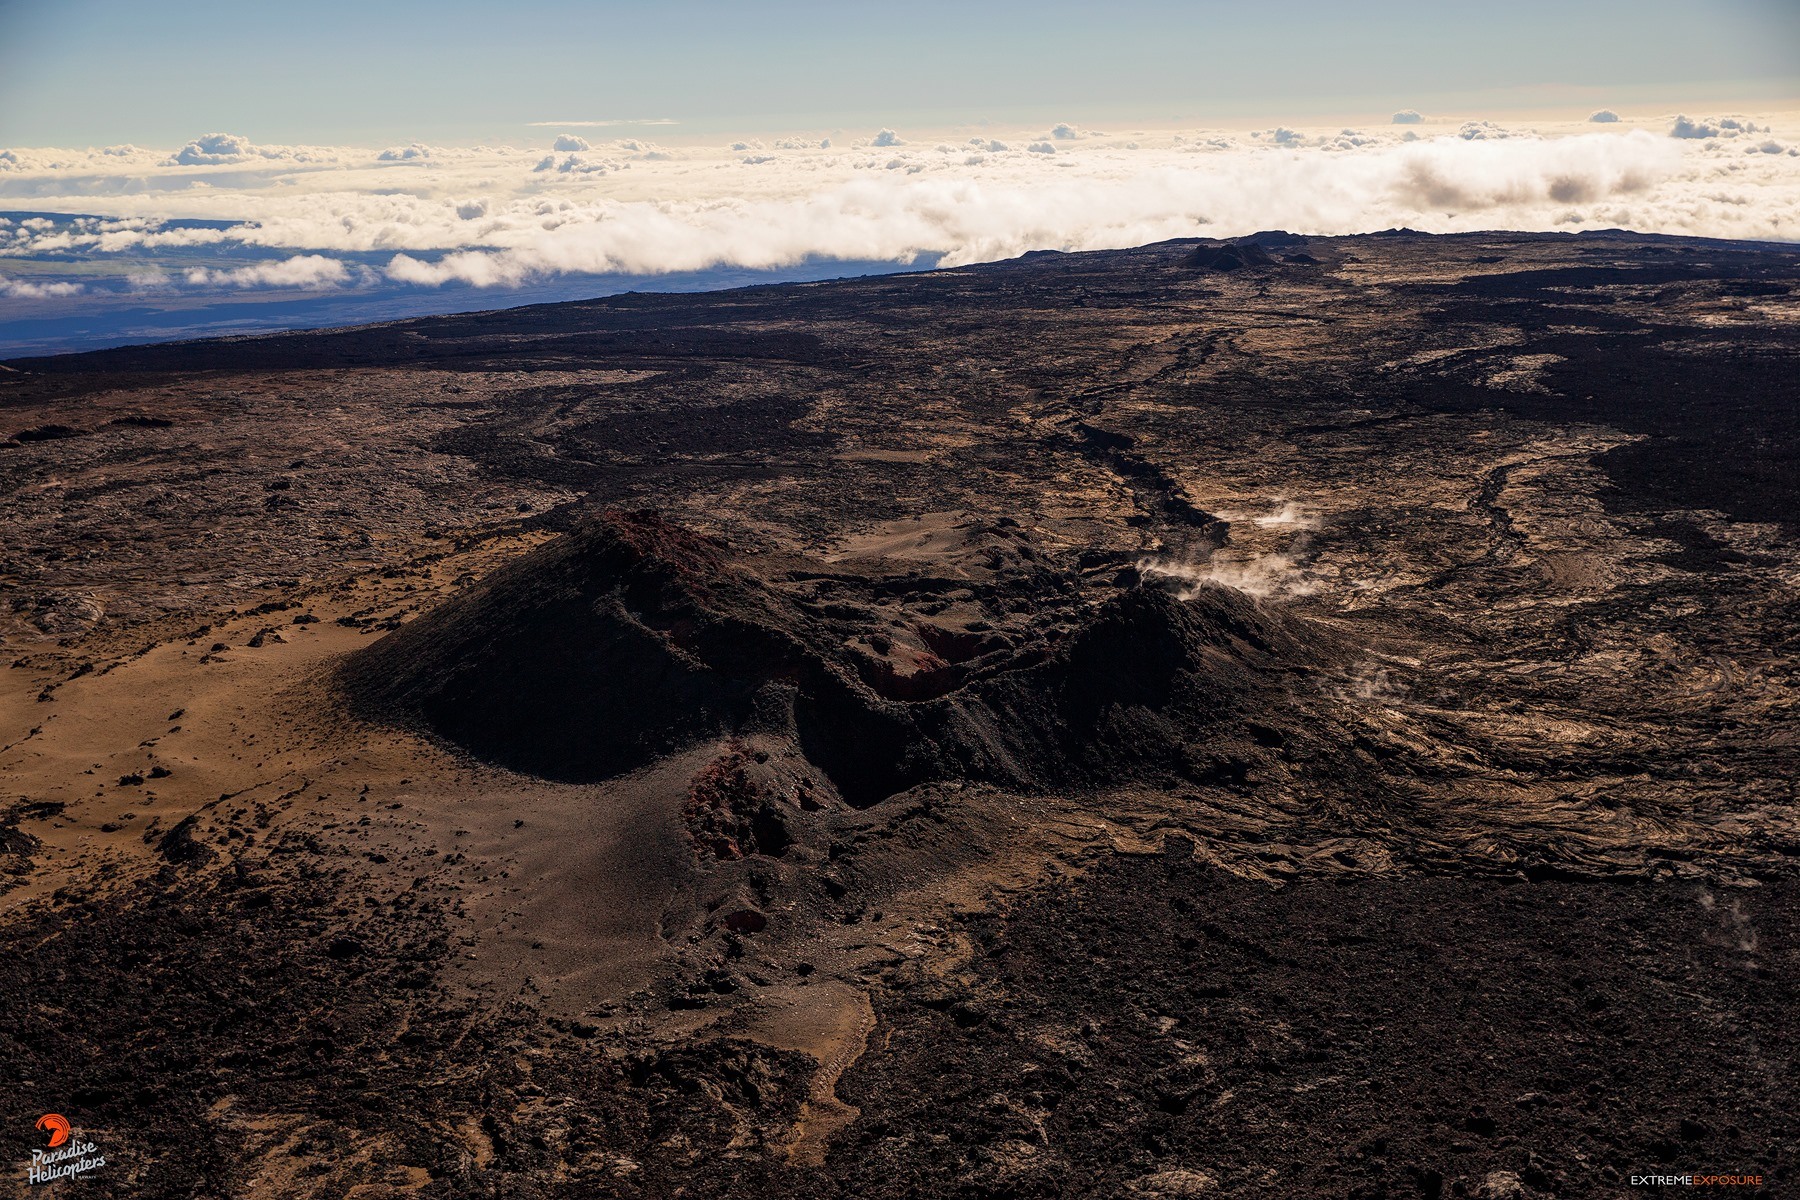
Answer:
[0, 230, 1796, 1199]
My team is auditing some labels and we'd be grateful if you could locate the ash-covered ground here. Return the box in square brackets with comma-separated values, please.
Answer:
[0, 230, 1796, 1198]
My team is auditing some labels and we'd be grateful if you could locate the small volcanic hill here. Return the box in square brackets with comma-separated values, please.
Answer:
[345, 509, 1349, 808]
[1185, 239, 1279, 271]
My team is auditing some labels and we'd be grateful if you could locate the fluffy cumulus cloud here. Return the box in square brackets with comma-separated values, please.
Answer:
[552, 134, 590, 152]
[534, 153, 624, 175]
[166, 131, 337, 166]
[1672, 115, 1770, 140]
[182, 254, 359, 288]
[0, 278, 85, 297]
[1392, 110, 1424, 125]
[1458, 121, 1516, 141]
[1589, 110, 1621, 124]
[1, 116, 1796, 298]
[169, 131, 258, 164]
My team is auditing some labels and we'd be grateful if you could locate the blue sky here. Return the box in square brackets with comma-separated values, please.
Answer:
[2, 0, 1796, 146]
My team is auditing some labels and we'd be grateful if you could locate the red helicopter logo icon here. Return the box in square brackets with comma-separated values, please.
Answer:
[36, 1114, 71, 1149]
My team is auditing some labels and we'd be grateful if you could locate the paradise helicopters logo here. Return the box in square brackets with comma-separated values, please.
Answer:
[25, 1114, 106, 1185]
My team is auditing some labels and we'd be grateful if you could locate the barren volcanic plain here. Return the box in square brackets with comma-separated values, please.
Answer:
[1, 230, 1797, 1198]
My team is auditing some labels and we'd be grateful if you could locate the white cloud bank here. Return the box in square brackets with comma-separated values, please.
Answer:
[181, 254, 364, 288]
[0, 277, 85, 298]
[2, 114, 1796, 295]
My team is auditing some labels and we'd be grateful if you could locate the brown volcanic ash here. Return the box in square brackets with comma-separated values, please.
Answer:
[0, 230, 1798, 1198]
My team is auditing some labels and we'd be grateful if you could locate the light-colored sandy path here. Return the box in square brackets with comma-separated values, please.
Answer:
[753, 982, 877, 1167]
